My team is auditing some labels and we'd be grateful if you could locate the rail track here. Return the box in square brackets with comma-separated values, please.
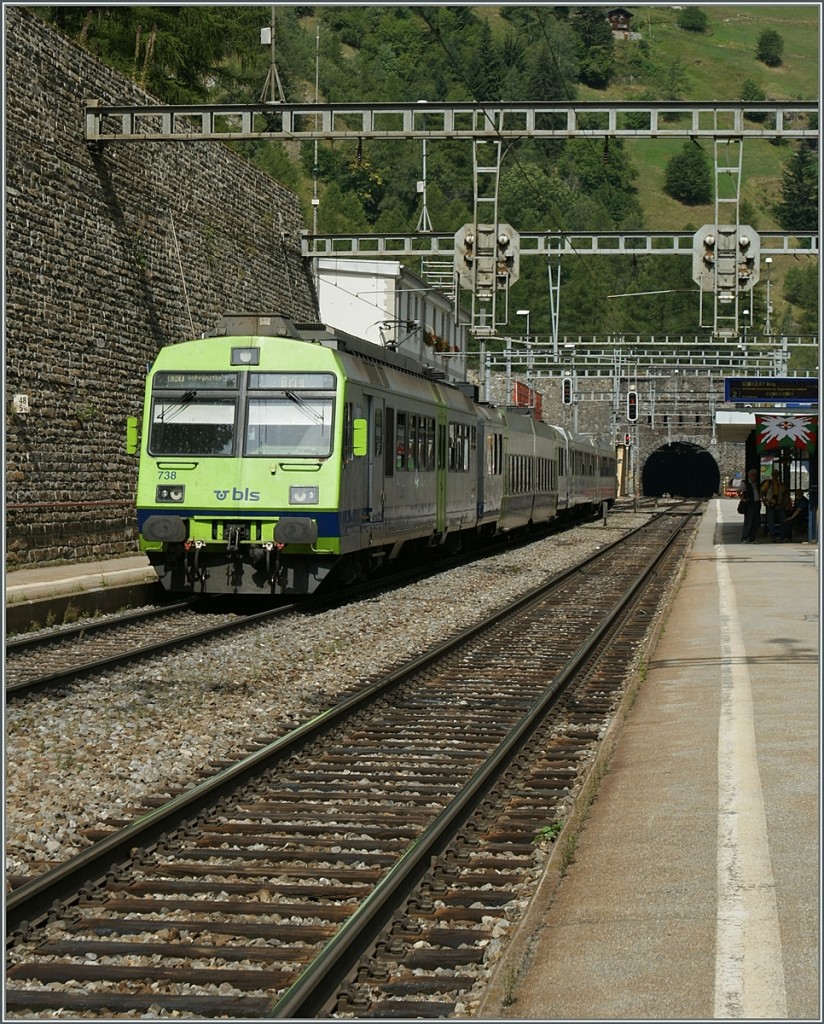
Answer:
[3, 602, 299, 699]
[6, 504, 700, 1018]
[4, 505, 622, 700]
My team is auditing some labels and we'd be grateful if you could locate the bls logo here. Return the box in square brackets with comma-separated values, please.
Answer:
[214, 487, 260, 501]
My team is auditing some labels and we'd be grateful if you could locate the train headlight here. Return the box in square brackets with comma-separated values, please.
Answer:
[156, 485, 185, 503]
[289, 485, 319, 505]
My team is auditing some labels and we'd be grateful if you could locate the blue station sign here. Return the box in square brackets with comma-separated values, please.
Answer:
[724, 377, 818, 405]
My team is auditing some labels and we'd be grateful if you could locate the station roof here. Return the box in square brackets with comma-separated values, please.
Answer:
[715, 407, 818, 444]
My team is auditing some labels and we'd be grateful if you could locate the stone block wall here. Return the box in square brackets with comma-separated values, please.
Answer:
[479, 369, 743, 492]
[4, 8, 318, 567]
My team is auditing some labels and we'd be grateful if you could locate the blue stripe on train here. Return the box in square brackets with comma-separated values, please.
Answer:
[137, 508, 343, 537]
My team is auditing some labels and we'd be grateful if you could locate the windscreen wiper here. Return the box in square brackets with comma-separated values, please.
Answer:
[159, 389, 197, 422]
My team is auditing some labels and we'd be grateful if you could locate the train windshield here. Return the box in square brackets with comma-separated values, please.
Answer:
[245, 395, 334, 457]
[149, 397, 236, 455]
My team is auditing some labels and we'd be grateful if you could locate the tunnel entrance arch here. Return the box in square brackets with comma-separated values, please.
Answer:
[642, 441, 721, 498]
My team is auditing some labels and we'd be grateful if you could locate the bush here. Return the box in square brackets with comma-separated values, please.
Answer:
[677, 8, 708, 33]
[756, 29, 784, 67]
[741, 78, 767, 122]
[664, 143, 712, 205]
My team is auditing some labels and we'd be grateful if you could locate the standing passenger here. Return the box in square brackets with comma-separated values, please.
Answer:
[760, 474, 786, 542]
[741, 469, 761, 544]
[784, 489, 809, 540]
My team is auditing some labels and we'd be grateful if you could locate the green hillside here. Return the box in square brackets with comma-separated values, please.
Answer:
[36, 4, 818, 338]
[576, 4, 819, 232]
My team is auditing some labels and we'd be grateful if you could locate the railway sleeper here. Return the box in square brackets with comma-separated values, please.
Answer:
[398, 947, 486, 968]
[402, 926, 494, 948]
[379, 974, 477, 995]
[4, 989, 273, 1017]
[197, 832, 410, 853]
[63, 915, 336, 941]
[351, 997, 458, 1018]
[7, 960, 290, 990]
[27, 937, 316, 963]
[128, 868, 374, 898]
[184, 844, 400, 867]
[81, 896, 357, 922]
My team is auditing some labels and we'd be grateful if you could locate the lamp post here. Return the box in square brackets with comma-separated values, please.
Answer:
[516, 308, 532, 394]
[764, 256, 773, 335]
[741, 308, 749, 365]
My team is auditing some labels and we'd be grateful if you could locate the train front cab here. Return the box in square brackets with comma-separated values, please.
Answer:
[134, 333, 349, 596]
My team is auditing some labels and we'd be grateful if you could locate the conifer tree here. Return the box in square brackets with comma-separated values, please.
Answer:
[775, 144, 819, 231]
[571, 7, 614, 89]
[664, 143, 712, 205]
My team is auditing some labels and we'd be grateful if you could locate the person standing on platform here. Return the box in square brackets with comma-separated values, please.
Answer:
[760, 473, 787, 541]
[784, 489, 809, 540]
[741, 468, 761, 543]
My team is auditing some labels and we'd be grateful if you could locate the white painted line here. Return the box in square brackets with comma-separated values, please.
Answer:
[714, 554, 787, 1018]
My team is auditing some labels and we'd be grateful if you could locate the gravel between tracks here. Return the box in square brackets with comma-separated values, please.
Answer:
[4, 518, 651, 883]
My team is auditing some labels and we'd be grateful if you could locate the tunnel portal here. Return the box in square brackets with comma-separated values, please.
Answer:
[641, 441, 721, 498]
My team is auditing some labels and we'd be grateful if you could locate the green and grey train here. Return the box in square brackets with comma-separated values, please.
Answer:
[132, 313, 617, 595]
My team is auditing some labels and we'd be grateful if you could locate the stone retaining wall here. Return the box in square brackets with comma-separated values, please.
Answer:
[4, 7, 317, 567]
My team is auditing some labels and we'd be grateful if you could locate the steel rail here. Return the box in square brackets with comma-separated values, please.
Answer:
[268, 505, 698, 1018]
[6, 512, 660, 938]
[5, 510, 600, 700]
[5, 600, 194, 653]
[4, 603, 301, 700]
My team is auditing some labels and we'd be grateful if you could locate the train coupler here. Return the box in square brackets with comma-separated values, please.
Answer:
[183, 539, 207, 585]
[264, 540, 286, 591]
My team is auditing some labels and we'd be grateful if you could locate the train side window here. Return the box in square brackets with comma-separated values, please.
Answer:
[460, 425, 470, 471]
[448, 423, 457, 471]
[409, 414, 418, 471]
[396, 411, 407, 471]
[416, 415, 427, 471]
[343, 402, 354, 462]
[426, 417, 436, 471]
[374, 407, 383, 457]
[385, 407, 395, 477]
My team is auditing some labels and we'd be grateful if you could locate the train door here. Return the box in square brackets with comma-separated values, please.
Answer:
[476, 420, 486, 518]
[367, 394, 384, 522]
[436, 411, 447, 536]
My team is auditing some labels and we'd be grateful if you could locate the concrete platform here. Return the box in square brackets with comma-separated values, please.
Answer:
[480, 498, 820, 1021]
[4, 555, 163, 634]
[5, 555, 156, 602]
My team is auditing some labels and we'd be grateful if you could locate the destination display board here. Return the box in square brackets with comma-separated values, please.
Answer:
[724, 377, 818, 405]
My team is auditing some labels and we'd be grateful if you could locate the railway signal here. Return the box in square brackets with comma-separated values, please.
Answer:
[562, 377, 573, 405]
[627, 390, 638, 422]
[624, 433, 632, 447]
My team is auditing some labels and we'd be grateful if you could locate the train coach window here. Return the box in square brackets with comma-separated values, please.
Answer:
[396, 412, 407, 470]
[426, 417, 435, 471]
[150, 398, 235, 456]
[448, 423, 472, 472]
[245, 396, 333, 457]
[374, 407, 383, 457]
[486, 433, 503, 476]
[385, 408, 395, 476]
[410, 414, 421, 471]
